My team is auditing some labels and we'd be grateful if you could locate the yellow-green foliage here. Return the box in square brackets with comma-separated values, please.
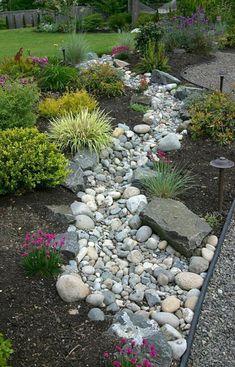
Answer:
[189, 92, 235, 145]
[38, 90, 98, 118]
[0, 56, 38, 78]
[49, 109, 112, 154]
[0, 128, 69, 194]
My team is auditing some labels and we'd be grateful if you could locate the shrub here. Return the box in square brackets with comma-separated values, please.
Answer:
[219, 25, 235, 49]
[0, 56, 39, 78]
[135, 41, 170, 73]
[130, 103, 148, 113]
[135, 22, 164, 55]
[0, 333, 13, 367]
[141, 161, 194, 199]
[63, 34, 89, 66]
[49, 109, 112, 154]
[108, 12, 131, 31]
[21, 231, 64, 277]
[188, 92, 235, 144]
[134, 12, 159, 27]
[0, 128, 68, 194]
[0, 81, 39, 130]
[77, 63, 125, 97]
[38, 64, 78, 92]
[38, 90, 98, 118]
[82, 13, 104, 31]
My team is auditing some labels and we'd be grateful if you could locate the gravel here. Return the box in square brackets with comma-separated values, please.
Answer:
[188, 215, 235, 367]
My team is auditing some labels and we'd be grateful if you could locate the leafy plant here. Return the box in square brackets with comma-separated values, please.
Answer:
[38, 90, 98, 118]
[38, 64, 78, 91]
[188, 92, 235, 144]
[0, 333, 13, 367]
[116, 33, 135, 52]
[134, 12, 159, 27]
[130, 103, 148, 113]
[135, 22, 164, 55]
[108, 12, 131, 31]
[141, 161, 194, 199]
[204, 212, 221, 228]
[135, 41, 170, 73]
[77, 0, 127, 16]
[0, 81, 39, 130]
[0, 128, 68, 195]
[0, 56, 39, 78]
[82, 13, 104, 31]
[48, 109, 112, 153]
[219, 25, 235, 49]
[103, 337, 158, 367]
[63, 34, 89, 66]
[77, 63, 125, 97]
[21, 231, 64, 277]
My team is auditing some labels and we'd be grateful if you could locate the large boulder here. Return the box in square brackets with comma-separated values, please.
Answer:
[46, 205, 75, 224]
[73, 149, 98, 171]
[141, 198, 212, 257]
[63, 161, 85, 193]
[56, 274, 90, 302]
[151, 70, 181, 85]
[158, 133, 181, 152]
[53, 232, 79, 256]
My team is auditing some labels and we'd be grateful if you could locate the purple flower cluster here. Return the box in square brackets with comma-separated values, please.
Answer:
[111, 45, 129, 56]
[31, 56, 48, 65]
[172, 7, 209, 29]
[0, 75, 8, 87]
[0, 75, 30, 88]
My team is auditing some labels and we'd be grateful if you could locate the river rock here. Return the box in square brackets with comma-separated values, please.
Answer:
[126, 195, 148, 214]
[158, 133, 181, 152]
[88, 308, 105, 321]
[56, 274, 90, 302]
[141, 198, 212, 257]
[151, 312, 180, 328]
[86, 293, 104, 307]
[161, 296, 181, 313]
[133, 124, 151, 134]
[127, 250, 144, 264]
[71, 201, 93, 218]
[136, 225, 152, 242]
[168, 338, 187, 360]
[189, 256, 209, 274]
[207, 234, 218, 247]
[75, 215, 95, 230]
[161, 324, 182, 341]
[123, 186, 140, 199]
[175, 272, 204, 290]
[145, 289, 161, 307]
[202, 247, 214, 262]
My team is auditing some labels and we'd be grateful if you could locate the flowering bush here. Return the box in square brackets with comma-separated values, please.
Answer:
[21, 231, 64, 276]
[31, 56, 49, 66]
[103, 338, 158, 367]
[162, 7, 215, 54]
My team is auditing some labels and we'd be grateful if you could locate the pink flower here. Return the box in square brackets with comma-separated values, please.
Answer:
[21, 252, 28, 257]
[143, 359, 152, 367]
[103, 352, 110, 359]
[112, 361, 122, 367]
[130, 358, 137, 363]
[116, 346, 122, 352]
[150, 350, 157, 357]
[120, 338, 127, 345]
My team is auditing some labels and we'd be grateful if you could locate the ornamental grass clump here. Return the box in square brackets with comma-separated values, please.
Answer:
[141, 161, 194, 199]
[21, 231, 64, 277]
[103, 337, 158, 367]
[49, 109, 113, 154]
[63, 34, 89, 66]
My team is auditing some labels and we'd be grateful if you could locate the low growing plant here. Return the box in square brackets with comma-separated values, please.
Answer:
[141, 161, 194, 199]
[77, 64, 125, 97]
[21, 231, 64, 277]
[188, 92, 235, 144]
[0, 333, 13, 367]
[38, 90, 98, 118]
[63, 34, 89, 66]
[130, 103, 148, 113]
[0, 56, 39, 78]
[38, 64, 79, 92]
[0, 81, 39, 130]
[49, 109, 112, 154]
[204, 212, 221, 228]
[0, 128, 68, 194]
[135, 22, 164, 55]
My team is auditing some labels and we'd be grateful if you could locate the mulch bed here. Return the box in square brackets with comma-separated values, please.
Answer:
[1, 51, 234, 367]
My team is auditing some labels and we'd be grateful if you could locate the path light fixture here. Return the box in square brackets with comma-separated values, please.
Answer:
[61, 47, 66, 64]
[219, 70, 225, 92]
[210, 157, 234, 212]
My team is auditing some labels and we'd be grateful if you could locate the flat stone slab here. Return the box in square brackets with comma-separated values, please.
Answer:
[141, 198, 212, 257]
[46, 205, 75, 224]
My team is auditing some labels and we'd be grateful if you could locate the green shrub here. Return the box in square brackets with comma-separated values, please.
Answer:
[77, 63, 125, 97]
[63, 34, 89, 66]
[135, 22, 163, 55]
[0, 128, 68, 194]
[219, 25, 235, 49]
[83, 13, 104, 31]
[188, 92, 235, 144]
[49, 109, 112, 154]
[38, 90, 98, 118]
[134, 12, 159, 27]
[0, 81, 39, 130]
[38, 65, 78, 92]
[0, 333, 13, 367]
[130, 103, 148, 113]
[141, 161, 194, 199]
[0, 56, 38, 78]
[108, 12, 131, 31]
[135, 41, 170, 73]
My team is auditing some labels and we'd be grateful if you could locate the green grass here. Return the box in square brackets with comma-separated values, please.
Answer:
[0, 28, 126, 59]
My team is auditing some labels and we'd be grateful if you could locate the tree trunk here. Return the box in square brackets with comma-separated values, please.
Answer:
[131, 0, 140, 24]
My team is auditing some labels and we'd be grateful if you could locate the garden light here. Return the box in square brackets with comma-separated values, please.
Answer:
[210, 157, 234, 211]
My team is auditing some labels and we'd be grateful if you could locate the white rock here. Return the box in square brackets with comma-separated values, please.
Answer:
[76, 247, 88, 263]
[127, 250, 144, 264]
[87, 246, 98, 261]
[112, 283, 123, 294]
[202, 247, 214, 262]
[126, 195, 147, 214]
[82, 265, 95, 275]
[71, 201, 93, 218]
[133, 124, 151, 134]
[143, 112, 154, 125]
[161, 324, 182, 341]
[96, 194, 105, 206]
[182, 308, 194, 323]
[168, 338, 187, 360]
[76, 215, 95, 230]
[123, 186, 140, 199]
[109, 191, 121, 200]
[158, 240, 167, 250]
[207, 234, 218, 247]
[56, 274, 90, 302]
[175, 272, 204, 290]
[206, 244, 215, 252]
[158, 133, 181, 152]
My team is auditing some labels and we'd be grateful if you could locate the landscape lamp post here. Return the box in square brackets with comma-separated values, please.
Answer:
[210, 157, 234, 212]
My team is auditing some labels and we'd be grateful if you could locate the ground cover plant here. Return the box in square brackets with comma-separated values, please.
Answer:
[0, 333, 13, 367]
[0, 128, 68, 194]
[48, 109, 112, 153]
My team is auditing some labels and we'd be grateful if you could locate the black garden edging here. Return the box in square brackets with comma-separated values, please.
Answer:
[179, 198, 235, 367]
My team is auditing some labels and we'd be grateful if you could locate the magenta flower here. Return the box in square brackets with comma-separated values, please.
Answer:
[103, 352, 110, 359]
[120, 338, 128, 345]
[112, 361, 122, 367]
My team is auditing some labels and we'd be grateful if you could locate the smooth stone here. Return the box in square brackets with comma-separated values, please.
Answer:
[145, 289, 161, 307]
[168, 338, 187, 360]
[82, 265, 95, 275]
[127, 250, 144, 264]
[56, 274, 90, 302]
[113, 127, 125, 138]
[161, 324, 182, 341]
[76, 247, 88, 263]
[202, 248, 214, 262]
[129, 215, 142, 229]
[123, 186, 140, 199]
[145, 237, 159, 250]
[126, 195, 148, 214]
[136, 225, 152, 242]
[133, 124, 151, 134]
[86, 293, 104, 307]
[189, 256, 209, 274]
[184, 296, 198, 311]
[206, 244, 215, 252]
[158, 240, 168, 250]
[207, 234, 218, 247]
[182, 308, 194, 323]
[158, 133, 181, 152]
[71, 201, 93, 218]
[88, 308, 105, 321]
[175, 272, 204, 290]
[143, 112, 154, 125]
[75, 215, 95, 230]
[151, 312, 180, 328]
[157, 273, 169, 286]
[87, 246, 98, 261]
[161, 296, 180, 313]
[129, 290, 145, 303]
[106, 302, 120, 313]
[112, 283, 123, 294]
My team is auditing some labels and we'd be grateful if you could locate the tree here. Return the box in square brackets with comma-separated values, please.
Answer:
[77, 0, 127, 16]
[3, 0, 38, 10]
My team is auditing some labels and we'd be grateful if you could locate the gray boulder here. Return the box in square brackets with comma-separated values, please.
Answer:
[63, 161, 85, 193]
[53, 232, 79, 256]
[151, 69, 181, 85]
[174, 86, 203, 101]
[73, 149, 98, 171]
[130, 94, 152, 106]
[46, 205, 75, 224]
[158, 133, 181, 152]
[141, 198, 212, 257]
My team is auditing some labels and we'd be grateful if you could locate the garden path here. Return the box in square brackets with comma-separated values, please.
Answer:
[182, 51, 235, 95]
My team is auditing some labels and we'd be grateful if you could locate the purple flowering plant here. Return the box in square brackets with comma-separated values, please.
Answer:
[31, 56, 49, 66]
[111, 46, 129, 56]
[103, 338, 158, 367]
[21, 230, 64, 277]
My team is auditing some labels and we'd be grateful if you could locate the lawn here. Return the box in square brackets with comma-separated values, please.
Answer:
[0, 28, 125, 59]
